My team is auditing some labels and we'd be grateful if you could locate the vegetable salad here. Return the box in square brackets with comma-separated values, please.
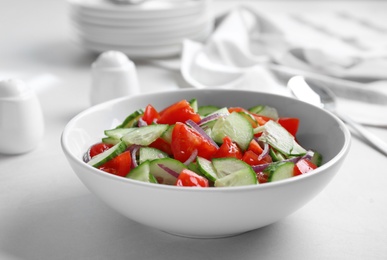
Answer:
[84, 99, 322, 187]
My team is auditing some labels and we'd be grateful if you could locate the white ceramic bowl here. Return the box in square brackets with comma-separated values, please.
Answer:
[61, 89, 351, 238]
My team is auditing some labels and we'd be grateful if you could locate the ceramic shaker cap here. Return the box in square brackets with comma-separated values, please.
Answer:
[0, 79, 44, 154]
[90, 51, 140, 106]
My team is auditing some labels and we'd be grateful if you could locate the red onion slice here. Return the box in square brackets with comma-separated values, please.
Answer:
[186, 119, 219, 149]
[183, 149, 198, 165]
[258, 142, 269, 161]
[198, 113, 223, 126]
[302, 150, 315, 160]
[157, 164, 180, 178]
[128, 144, 141, 168]
[252, 155, 304, 173]
[138, 117, 148, 127]
[83, 148, 91, 163]
[252, 163, 271, 173]
[252, 150, 314, 174]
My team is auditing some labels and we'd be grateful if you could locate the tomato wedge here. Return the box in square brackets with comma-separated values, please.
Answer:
[176, 169, 209, 187]
[149, 137, 173, 156]
[246, 139, 263, 155]
[278, 117, 299, 137]
[158, 100, 201, 125]
[228, 107, 248, 113]
[242, 139, 272, 166]
[89, 143, 113, 158]
[252, 114, 272, 126]
[98, 151, 132, 177]
[171, 122, 218, 163]
[294, 158, 317, 176]
[142, 104, 160, 125]
[212, 136, 243, 159]
[256, 171, 269, 184]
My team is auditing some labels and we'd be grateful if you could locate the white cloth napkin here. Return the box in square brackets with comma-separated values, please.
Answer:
[181, 6, 387, 92]
[181, 6, 289, 95]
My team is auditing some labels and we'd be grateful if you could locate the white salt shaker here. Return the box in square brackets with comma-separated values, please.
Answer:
[90, 51, 140, 106]
[0, 79, 44, 154]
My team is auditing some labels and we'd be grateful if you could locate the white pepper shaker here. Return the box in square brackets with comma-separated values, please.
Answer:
[90, 51, 140, 106]
[0, 79, 44, 154]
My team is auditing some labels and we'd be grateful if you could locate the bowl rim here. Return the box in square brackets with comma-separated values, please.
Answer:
[61, 88, 351, 193]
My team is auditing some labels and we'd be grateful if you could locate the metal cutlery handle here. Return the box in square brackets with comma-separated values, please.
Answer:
[336, 111, 387, 156]
[288, 75, 387, 157]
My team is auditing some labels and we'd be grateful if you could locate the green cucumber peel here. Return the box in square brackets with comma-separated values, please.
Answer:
[116, 109, 144, 128]
[197, 156, 219, 182]
[121, 124, 169, 146]
[139, 147, 169, 164]
[126, 161, 158, 183]
[259, 120, 306, 157]
[211, 112, 253, 151]
[87, 141, 127, 168]
[264, 161, 295, 182]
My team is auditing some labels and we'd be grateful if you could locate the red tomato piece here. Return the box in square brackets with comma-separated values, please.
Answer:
[293, 158, 317, 176]
[278, 117, 300, 137]
[171, 122, 218, 163]
[242, 150, 272, 166]
[242, 140, 272, 166]
[98, 151, 131, 177]
[176, 169, 209, 187]
[247, 139, 264, 155]
[89, 143, 113, 158]
[256, 172, 269, 184]
[142, 104, 160, 125]
[228, 107, 248, 113]
[212, 136, 243, 159]
[158, 100, 201, 125]
[251, 114, 272, 126]
[149, 137, 173, 156]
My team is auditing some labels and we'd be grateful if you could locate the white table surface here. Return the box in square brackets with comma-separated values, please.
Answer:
[1, 1, 387, 259]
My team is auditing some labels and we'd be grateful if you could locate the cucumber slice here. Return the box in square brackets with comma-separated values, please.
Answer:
[87, 141, 127, 168]
[212, 158, 258, 187]
[239, 111, 258, 126]
[259, 120, 306, 157]
[207, 107, 230, 117]
[248, 105, 278, 120]
[269, 148, 286, 162]
[126, 161, 158, 183]
[215, 167, 257, 187]
[249, 105, 264, 114]
[211, 112, 253, 151]
[121, 124, 169, 146]
[139, 147, 168, 164]
[264, 161, 295, 182]
[116, 109, 144, 128]
[104, 128, 136, 140]
[198, 105, 220, 116]
[149, 158, 187, 185]
[187, 162, 201, 175]
[311, 151, 323, 167]
[197, 156, 219, 182]
[101, 137, 120, 145]
[212, 157, 253, 178]
[200, 107, 230, 129]
[160, 124, 174, 144]
[189, 98, 198, 113]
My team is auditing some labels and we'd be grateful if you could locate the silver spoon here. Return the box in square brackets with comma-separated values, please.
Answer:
[288, 76, 387, 156]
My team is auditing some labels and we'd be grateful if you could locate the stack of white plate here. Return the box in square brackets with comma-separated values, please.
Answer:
[68, 0, 213, 59]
